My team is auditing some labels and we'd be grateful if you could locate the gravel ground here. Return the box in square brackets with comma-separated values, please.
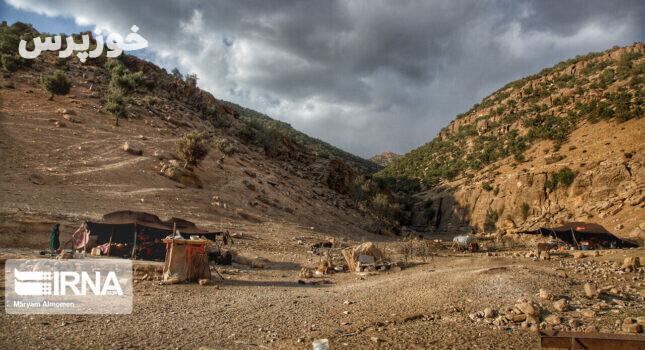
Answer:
[1, 247, 644, 349]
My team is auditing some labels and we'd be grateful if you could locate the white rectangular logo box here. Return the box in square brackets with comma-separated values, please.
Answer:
[5, 259, 132, 314]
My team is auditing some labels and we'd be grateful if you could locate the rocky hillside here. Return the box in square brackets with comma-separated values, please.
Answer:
[370, 152, 401, 167]
[377, 43, 645, 239]
[0, 22, 397, 247]
[221, 100, 382, 174]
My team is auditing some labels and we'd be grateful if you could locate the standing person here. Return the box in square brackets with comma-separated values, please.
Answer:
[49, 223, 60, 251]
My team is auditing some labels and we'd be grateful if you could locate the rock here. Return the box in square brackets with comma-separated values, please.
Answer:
[637, 317, 645, 326]
[517, 302, 537, 316]
[54, 121, 65, 127]
[510, 314, 527, 322]
[553, 299, 568, 312]
[122, 142, 142, 155]
[56, 108, 75, 115]
[584, 283, 597, 298]
[540, 251, 551, 260]
[484, 307, 495, 318]
[574, 251, 585, 259]
[622, 323, 642, 333]
[62, 114, 81, 123]
[198, 279, 211, 285]
[539, 289, 554, 300]
[586, 325, 598, 332]
[624, 317, 636, 325]
[615, 224, 624, 230]
[580, 309, 596, 318]
[28, 174, 45, 185]
[159, 161, 202, 188]
[557, 271, 568, 278]
[545, 315, 562, 325]
[370, 336, 381, 343]
[622, 257, 641, 271]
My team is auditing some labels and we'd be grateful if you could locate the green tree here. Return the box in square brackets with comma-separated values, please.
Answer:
[40, 70, 71, 99]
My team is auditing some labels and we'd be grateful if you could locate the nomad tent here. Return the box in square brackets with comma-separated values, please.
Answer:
[73, 210, 223, 260]
[519, 222, 638, 249]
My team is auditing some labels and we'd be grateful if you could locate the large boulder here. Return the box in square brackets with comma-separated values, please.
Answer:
[159, 160, 202, 188]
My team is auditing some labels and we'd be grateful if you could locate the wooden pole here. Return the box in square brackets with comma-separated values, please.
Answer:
[571, 229, 580, 250]
[131, 223, 137, 260]
[107, 227, 114, 257]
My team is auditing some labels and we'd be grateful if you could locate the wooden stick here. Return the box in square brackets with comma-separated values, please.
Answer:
[131, 223, 137, 260]
[107, 227, 114, 256]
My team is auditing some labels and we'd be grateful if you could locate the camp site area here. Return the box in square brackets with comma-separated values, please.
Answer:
[1, 212, 644, 348]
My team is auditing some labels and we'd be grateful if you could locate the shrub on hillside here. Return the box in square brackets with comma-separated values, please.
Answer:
[213, 138, 236, 155]
[176, 132, 209, 168]
[1, 54, 20, 72]
[40, 70, 71, 97]
[481, 182, 493, 192]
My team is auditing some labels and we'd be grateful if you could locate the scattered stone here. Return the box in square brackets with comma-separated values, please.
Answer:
[574, 251, 585, 259]
[517, 302, 538, 316]
[545, 315, 562, 325]
[580, 309, 596, 318]
[28, 174, 45, 185]
[198, 279, 211, 286]
[54, 121, 65, 127]
[62, 114, 81, 123]
[569, 319, 582, 328]
[539, 289, 554, 300]
[622, 323, 642, 333]
[484, 307, 495, 318]
[122, 142, 142, 155]
[370, 336, 381, 343]
[586, 325, 598, 332]
[622, 257, 641, 272]
[553, 299, 568, 312]
[584, 283, 597, 298]
[56, 108, 75, 115]
[557, 271, 568, 278]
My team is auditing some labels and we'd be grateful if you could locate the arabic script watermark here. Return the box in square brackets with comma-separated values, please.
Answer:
[18, 25, 147, 63]
[5, 259, 132, 314]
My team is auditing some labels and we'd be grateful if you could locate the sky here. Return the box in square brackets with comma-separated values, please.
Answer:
[3, 1, 644, 158]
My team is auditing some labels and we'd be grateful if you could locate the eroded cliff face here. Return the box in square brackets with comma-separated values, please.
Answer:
[410, 117, 645, 239]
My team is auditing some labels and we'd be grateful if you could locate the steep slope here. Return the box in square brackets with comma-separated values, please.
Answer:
[370, 152, 401, 167]
[377, 43, 645, 238]
[0, 23, 390, 247]
[221, 100, 382, 174]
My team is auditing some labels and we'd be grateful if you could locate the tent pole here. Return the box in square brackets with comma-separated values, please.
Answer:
[571, 228, 580, 250]
[107, 227, 114, 257]
[131, 223, 137, 260]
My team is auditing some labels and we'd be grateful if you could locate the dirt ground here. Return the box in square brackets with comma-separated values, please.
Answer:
[1, 239, 644, 349]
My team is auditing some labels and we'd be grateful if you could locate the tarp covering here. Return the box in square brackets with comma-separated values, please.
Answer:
[80, 211, 223, 260]
[519, 222, 638, 248]
[163, 239, 211, 283]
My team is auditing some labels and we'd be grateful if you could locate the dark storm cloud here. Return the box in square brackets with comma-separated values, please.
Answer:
[7, 0, 644, 157]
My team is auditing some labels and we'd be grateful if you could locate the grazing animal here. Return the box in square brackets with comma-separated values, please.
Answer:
[537, 242, 557, 255]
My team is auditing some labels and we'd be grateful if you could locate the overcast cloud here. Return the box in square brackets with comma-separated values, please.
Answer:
[6, 0, 644, 157]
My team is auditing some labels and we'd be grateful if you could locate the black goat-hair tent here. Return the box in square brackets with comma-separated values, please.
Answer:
[519, 222, 638, 248]
[84, 210, 223, 260]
